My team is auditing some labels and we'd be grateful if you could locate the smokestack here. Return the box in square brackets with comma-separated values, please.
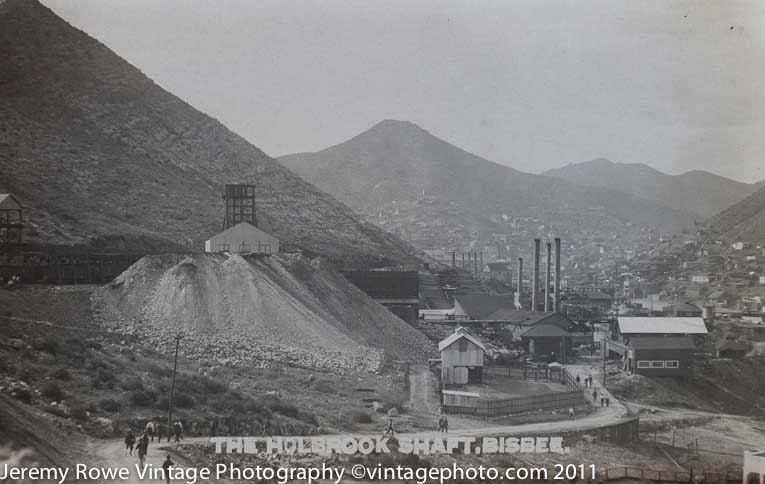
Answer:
[554, 237, 561, 313]
[452, 251, 456, 267]
[545, 241, 552, 312]
[532, 239, 540, 312]
[516, 257, 523, 309]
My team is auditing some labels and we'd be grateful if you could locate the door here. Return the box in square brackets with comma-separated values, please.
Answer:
[454, 366, 468, 385]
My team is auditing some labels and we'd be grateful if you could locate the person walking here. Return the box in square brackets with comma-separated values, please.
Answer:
[382, 417, 395, 438]
[575, 375, 581, 385]
[124, 431, 136, 456]
[162, 455, 174, 484]
[137, 432, 149, 466]
[592, 390, 598, 402]
[606, 397, 610, 407]
[145, 421, 155, 443]
[600, 397, 605, 407]
[442, 415, 448, 433]
[173, 421, 183, 443]
[568, 407, 575, 420]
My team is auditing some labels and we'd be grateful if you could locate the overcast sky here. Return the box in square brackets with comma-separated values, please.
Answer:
[44, 0, 764, 183]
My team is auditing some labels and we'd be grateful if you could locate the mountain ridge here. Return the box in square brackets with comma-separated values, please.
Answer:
[544, 158, 759, 218]
[280, 120, 698, 251]
[0, 0, 420, 268]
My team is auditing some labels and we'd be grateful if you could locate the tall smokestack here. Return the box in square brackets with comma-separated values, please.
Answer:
[554, 237, 561, 313]
[532, 239, 540, 312]
[545, 241, 552, 312]
[516, 257, 523, 309]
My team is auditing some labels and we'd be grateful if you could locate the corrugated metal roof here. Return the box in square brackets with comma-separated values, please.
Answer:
[442, 390, 480, 397]
[618, 317, 708, 335]
[438, 330, 486, 352]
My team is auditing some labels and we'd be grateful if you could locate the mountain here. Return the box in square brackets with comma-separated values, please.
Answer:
[0, 0, 420, 268]
[707, 185, 765, 242]
[543, 159, 760, 219]
[280, 120, 695, 251]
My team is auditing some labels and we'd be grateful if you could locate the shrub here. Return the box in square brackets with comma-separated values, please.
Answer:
[129, 390, 157, 407]
[173, 393, 194, 409]
[40, 382, 65, 402]
[93, 368, 116, 390]
[37, 337, 60, 355]
[99, 398, 121, 412]
[120, 376, 144, 391]
[311, 379, 336, 394]
[351, 411, 373, 424]
[10, 387, 32, 403]
[155, 396, 169, 410]
[69, 405, 89, 422]
[50, 368, 71, 381]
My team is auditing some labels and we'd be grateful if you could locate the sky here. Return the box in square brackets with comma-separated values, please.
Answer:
[44, 0, 765, 183]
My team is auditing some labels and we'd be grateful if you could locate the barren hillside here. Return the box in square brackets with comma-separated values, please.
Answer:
[707, 185, 765, 242]
[95, 253, 436, 372]
[0, 0, 419, 268]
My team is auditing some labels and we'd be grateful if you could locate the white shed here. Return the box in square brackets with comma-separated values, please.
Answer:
[204, 222, 279, 255]
[438, 327, 485, 386]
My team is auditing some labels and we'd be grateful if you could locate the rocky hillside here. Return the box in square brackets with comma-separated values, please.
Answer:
[95, 253, 436, 372]
[544, 158, 760, 219]
[280, 120, 695, 250]
[707, 185, 765, 242]
[0, 0, 419, 269]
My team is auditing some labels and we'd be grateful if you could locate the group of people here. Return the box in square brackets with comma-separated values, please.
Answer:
[124, 420, 185, 467]
[575, 374, 595, 388]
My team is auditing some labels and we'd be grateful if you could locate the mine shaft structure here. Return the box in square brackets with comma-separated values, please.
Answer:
[222, 184, 257, 230]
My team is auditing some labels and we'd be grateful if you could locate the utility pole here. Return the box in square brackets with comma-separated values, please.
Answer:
[167, 333, 183, 434]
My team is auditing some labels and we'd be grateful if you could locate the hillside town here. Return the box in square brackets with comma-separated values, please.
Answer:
[2, 1, 765, 484]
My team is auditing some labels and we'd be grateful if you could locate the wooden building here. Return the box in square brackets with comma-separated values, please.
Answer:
[518, 312, 579, 364]
[625, 336, 695, 377]
[439, 327, 485, 386]
[204, 222, 279, 255]
[0, 193, 23, 249]
[343, 270, 419, 324]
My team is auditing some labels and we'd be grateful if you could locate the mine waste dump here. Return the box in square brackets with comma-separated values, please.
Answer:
[95, 253, 435, 372]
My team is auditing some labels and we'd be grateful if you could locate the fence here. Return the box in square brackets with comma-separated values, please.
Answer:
[483, 365, 584, 389]
[474, 389, 584, 417]
[600, 466, 741, 483]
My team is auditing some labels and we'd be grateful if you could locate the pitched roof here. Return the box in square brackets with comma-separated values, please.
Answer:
[618, 317, 708, 335]
[520, 322, 571, 338]
[438, 329, 486, 352]
[579, 291, 612, 301]
[628, 336, 696, 350]
[484, 308, 558, 324]
[0, 193, 23, 210]
[484, 262, 511, 273]
[454, 294, 516, 319]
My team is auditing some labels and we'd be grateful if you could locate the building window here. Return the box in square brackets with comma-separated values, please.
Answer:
[650, 361, 665, 368]
[458, 339, 467, 353]
[637, 361, 649, 368]
[239, 243, 251, 254]
[217, 244, 230, 252]
[665, 360, 679, 368]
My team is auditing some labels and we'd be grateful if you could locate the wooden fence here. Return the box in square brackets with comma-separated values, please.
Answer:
[474, 389, 584, 417]
[601, 466, 741, 483]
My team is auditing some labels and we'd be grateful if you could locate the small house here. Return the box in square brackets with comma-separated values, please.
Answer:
[716, 340, 749, 359]
[439, 327, 485, 386]
[482, 262, 512, 282]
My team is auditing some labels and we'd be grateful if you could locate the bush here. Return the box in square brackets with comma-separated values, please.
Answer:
[311, 379, 336, 394]
[351, 411, 373, 424]
[173, 393, 194, 409]
[156, 397, 169, 411]
[40, 382, 65, 402]
[69, 405, 89, 422]
[99, 398, 121, 412]
[10, 387, 32, 403]
[129, 390, 157, 407]
[120, 376, 144, 391]
[50, 368, 71, 381]
[93, 368, 116, 390]
[38, 337, 60, 355]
